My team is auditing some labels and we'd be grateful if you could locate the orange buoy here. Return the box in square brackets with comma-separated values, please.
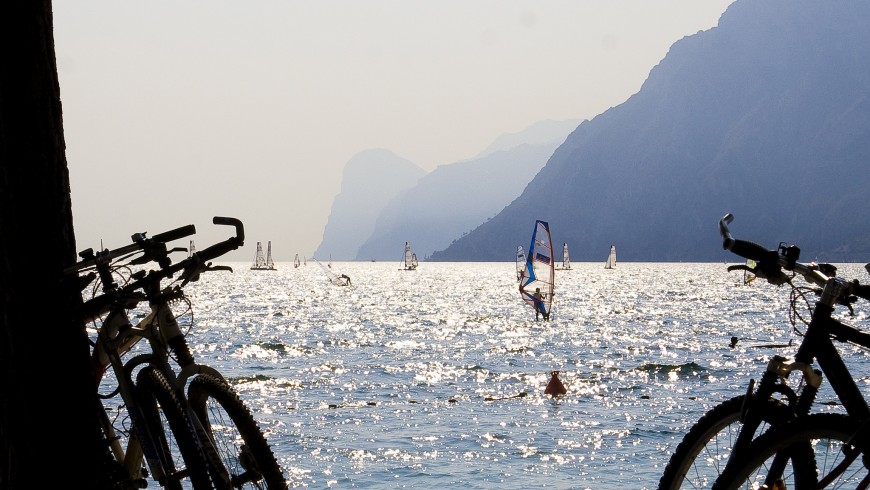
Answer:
[544, 370, 567, 396]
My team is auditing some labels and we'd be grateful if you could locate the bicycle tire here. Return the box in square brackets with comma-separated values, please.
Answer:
[188, 373, 288, 489]
[711, 413, 861, 489]
[136, 366, 213, 489]
[658, 395, 792, 490]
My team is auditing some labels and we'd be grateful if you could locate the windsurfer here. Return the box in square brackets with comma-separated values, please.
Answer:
[533, 287, 549, 321]
[339, 274, 351, 286]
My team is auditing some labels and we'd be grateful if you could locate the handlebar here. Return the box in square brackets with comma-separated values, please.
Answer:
[720, 213, 870, 304]
[191, 217, 244, 264]
[720, 213, 779, 264]
[64, 224, 198, 274]
[74, 217, 245, 321]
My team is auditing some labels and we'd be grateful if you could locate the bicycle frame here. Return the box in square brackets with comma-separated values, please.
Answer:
[94, 283, 233, 487]
[93, 301, 185, 485]
[717, 213, 870, 485]
[70, 217, 287, 489]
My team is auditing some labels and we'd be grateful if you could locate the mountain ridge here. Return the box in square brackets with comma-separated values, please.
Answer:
[430, 0, 870, 263]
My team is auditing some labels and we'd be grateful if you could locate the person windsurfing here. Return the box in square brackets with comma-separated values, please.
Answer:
[533, 287, 549, 321]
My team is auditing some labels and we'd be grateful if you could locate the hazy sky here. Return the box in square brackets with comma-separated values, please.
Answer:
[53, 1, 733, 262]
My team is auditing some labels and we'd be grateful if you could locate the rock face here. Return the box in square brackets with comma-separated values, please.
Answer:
[314, 149, 425, 260]
[317, 119, 579, 261]
[431, 0, 870, 262]
[354, 120, 577, 261]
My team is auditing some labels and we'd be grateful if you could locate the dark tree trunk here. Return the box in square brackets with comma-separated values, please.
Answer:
[0, 1, 107, 488]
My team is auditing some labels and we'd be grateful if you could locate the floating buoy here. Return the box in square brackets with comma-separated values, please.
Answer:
[544, 371, 567, 396]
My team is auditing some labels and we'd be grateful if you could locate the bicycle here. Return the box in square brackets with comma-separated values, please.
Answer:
[66, 217, 287, 489]
[657, 213, 870, 489]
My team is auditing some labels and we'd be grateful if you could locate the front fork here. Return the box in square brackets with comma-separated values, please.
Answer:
[732, 356, 823, 466]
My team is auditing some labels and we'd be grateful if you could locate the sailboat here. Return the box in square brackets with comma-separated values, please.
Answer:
[294, 254, 301, 268]
[188, 240, 196, 258]
[399, 241, 418, 271]
[515, 245, 526, 282]
[251, 241, 277, 271]
[604, 244, 616, 269]
[519, 220, 555, 320]
[556, 242, 571, 271]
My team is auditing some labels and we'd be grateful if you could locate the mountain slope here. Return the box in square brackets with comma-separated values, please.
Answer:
[314, 149, 425, 260]
[431, 0, 870, 263]
[354, 120, 579, 261]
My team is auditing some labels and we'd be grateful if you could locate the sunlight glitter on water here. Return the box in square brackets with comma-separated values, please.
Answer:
[173, 261, 870, 489]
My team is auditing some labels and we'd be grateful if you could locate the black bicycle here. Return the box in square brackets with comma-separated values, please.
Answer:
[658, 213, 870, 489]
[67, 217, 287, 489]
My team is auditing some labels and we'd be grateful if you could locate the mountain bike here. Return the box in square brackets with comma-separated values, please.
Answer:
[657, 213, 870, 489]
[67, 217, 287, 489]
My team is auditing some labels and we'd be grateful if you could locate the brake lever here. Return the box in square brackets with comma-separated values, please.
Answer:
[178, 261, 234, 288]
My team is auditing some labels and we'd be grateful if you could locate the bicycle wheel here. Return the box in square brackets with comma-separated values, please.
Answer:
[188, 373, 288, 489]
[136, 366, 213, 489]
[711, 413, 863, 489]
[658, 395, 792, 490]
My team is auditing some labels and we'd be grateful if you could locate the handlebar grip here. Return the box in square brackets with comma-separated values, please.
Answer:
[723, 237, 775, 263]
[151, 224, 197, 244]
[213, 217, 244, 244]
[192, 217, 245, 262]
[194, 238, 241, 263]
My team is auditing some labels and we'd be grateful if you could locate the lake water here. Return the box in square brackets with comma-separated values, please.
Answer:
[129, 261, 870, 489]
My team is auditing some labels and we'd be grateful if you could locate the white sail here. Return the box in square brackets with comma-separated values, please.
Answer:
[515, 245, 526, 282]
[294, 253, 301, 268]
[604, 244, 616, 269]
[265, 241, 275, 269]
[557, 242, 571, 270]
[519, 220, 555, 320]
[313, 258, 350, 286]
[251, 241, 276, 270]
[400, 242, 418, 270]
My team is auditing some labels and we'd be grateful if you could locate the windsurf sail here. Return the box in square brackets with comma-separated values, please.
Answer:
[515, 245, 526, 282]
[294, 253, 301, 268]
[604, 244, 616, 269]
[558, 242, 571, 270]
[400, 241, 418, 270]
[314, 257, 350, 286]
[519, 220, 555, 320]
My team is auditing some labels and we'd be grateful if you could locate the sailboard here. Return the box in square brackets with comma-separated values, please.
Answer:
[399, 241, 418, 271]
[604, 244, 616, 269]
[556, 242, 571, 270]
[519, 220, 555, 320]
[515, 245, 526, 282]
[313, 258, 350, 286]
